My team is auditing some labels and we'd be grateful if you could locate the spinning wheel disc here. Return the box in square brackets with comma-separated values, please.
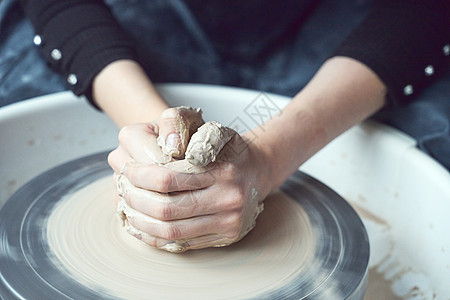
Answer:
[0, 151, 369, 299]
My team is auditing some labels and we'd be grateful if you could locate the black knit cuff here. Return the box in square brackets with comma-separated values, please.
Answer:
[334, 0, 450, 106]
[21, 0, 137, 109]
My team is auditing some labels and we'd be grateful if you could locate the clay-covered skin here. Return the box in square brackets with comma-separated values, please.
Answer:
[116, 107, 263, 252]
[116, 171, 263, 252]
[157, 106, 205, 158]
[185, 121, 236, 167]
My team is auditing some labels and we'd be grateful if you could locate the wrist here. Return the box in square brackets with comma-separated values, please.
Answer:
[243, 136, 277, 196]
[249, 106, 325, 192]
[248, 56, 386, 191]
[92, 60, 169, 127]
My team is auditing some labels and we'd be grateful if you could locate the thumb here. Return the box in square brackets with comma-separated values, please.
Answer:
[185, 121, 236, 167]
[157, 106, 204, 158]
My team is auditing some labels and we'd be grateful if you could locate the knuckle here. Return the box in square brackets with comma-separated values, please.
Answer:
[107, 151, 119, 170]
[107, 150, 115, 165]
[124, 192, 138, 209]
[220, 162, 238, 179]
[118, 125, 133, 144]
[228, 229, 241, 241]
[226, 186, 246, 209]
[125, 168, 138, 185]
[154, 203, 176, 221]
[154, 172, 173, 192]
[163, 223, 182, 240]
[224, 210, 243, 240]
[229, 209, 243, 224]
[123, 192, 132, 206]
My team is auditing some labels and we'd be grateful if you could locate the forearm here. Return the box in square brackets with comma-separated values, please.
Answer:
[253, 56, 386, 191]
[92, 60, 169, 127]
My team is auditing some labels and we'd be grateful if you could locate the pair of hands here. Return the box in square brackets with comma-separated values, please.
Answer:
[108, 107, 270, 252]
[102, 57, 387, 253]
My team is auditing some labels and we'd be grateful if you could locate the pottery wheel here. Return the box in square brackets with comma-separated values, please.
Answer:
[0, 151, 369, 299]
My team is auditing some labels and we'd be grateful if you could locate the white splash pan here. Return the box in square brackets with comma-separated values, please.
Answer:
[1, 84, 449, 299]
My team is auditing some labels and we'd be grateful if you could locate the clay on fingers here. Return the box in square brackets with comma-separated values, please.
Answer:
[157, 106, 205, 158]
[185, 121, 236, 167]
[116, 107, 260, 253]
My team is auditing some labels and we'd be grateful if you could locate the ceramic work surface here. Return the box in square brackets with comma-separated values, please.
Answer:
[0, 151, 368, 299]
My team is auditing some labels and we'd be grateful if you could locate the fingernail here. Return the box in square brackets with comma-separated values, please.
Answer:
[166, 133, 180, 149]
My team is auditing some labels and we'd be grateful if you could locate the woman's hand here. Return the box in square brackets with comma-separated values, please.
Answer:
[107, 56, 387, 253]
[108, 107, 271, 252]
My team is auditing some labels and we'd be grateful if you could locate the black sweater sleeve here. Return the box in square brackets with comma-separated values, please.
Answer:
[20, 0, 137, 105]
[335, 0, 450, 106]
[22, 1, 449, 107]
